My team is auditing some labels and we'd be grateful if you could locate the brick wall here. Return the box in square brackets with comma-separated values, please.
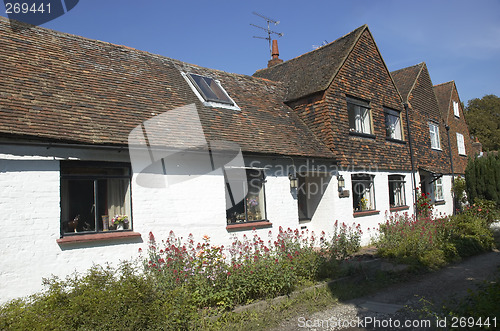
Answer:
[447, 84, 472, 174]
[289, 30, 411, 171]
[407, 66, 451, 174]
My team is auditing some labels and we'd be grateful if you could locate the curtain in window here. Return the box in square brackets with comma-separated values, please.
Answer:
[107, 179, 130, 217]
[386, 114, 401, 139]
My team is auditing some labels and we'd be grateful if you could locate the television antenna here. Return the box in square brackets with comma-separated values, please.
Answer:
[312, 40, 329, 50]
[250, 12, 283, 58]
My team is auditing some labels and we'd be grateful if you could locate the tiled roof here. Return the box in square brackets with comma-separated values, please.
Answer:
[0, 17, 335, 159]
[390, 63, 424, 103]
[253, 25, 367, 102]
[433, 81, 454, 122]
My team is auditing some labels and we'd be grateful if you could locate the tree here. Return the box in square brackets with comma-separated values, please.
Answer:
[465, 153, 500, 206]
[465, 94, 500, 151]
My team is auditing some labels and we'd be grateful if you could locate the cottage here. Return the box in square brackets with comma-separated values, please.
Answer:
[0, 17, 470, 302]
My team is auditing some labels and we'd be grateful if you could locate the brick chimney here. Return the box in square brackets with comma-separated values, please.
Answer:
[267, 39, 283, 68]
[472, 136, 483, 156]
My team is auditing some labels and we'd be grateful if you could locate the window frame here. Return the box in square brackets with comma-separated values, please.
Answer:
[60, 161, 133, 237]
[453, 101, 460, 117]
[388, 175, 406, 208]
[224, 168, 268, 225]
[351, 174, 376, 212]
[347, 96, 373, 136]
[433, 177, 444, 202]
[456, 132, 466, 155]
[429, 122, 441, 150]
[187, 73, 234, 105]
[384, 108, 404, 141]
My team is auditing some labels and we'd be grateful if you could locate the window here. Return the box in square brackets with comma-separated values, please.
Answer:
[388, 175, 406, 207]
[429, 122, 441, 149]
[433, 177, 444, 201]
[225, 168, 267, 224]
[457, 132, 466, 155]
[347, 97, 372, 135]
[187, 73, 234, 105]
[385, 108, 403, 140]
[352, 174, 375, 212]
[453, 101, 460, 117]
[60, 162, 132, 235]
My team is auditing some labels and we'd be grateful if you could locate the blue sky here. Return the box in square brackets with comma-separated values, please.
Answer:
[1, 0, 499, 103]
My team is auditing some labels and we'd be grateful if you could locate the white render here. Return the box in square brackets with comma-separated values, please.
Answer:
[1, 144, 451, 303]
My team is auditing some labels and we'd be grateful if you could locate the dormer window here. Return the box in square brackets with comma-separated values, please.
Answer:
[187, 73, 234, 105]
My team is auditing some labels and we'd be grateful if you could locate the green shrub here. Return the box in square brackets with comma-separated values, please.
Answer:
[0, 262, 196, 331]
[463, 198, 500, 225]
[328, 221, 362, 260]
[376, 210, 493, 269]
[449, 213, 494, 257]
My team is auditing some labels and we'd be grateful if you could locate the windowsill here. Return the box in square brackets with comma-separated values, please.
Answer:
[431, 147, 442, 151]
[459, 154, 467, 156]
[349, 131, 376, 139]
[385, 137, 406, 144]
[353, 210, 380, 218]
[390, 205, 410, 212]
[57, 231, 142, 244]
[434, 200, 446, 206]
[226, 221, 272, 231]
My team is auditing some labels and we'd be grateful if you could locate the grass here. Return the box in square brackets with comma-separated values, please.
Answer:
[196, 264, 417, 330]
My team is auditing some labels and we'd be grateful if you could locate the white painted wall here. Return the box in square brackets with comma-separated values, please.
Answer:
[0, 144, 452, 303]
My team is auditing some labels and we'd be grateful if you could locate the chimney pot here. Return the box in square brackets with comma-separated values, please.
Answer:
[267, 39, 283, 68]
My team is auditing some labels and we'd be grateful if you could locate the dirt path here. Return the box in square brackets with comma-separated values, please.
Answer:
[270, 249, 500, 330]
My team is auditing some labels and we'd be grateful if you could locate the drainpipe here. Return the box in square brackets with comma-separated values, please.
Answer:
[445, 125, 456, 215]
[404, 103, 418, 219]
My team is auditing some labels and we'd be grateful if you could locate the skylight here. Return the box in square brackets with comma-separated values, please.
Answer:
[187, 73, 234, 105]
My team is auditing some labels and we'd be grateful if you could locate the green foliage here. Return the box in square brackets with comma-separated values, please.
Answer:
[462, 198, 500, 225]
[329, 221, 362, 260]
[465, 94, 500, 152]
[465, 153, 500, 206]
[376, 211, 493, 269]
[0, 262, 195, 331]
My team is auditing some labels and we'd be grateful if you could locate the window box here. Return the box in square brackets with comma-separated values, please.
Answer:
[226, 220, 272, 232]
[353, 210, 380, 218]
[390, 205, 409, 212]
[434, 200, 446, 206]
[349, 131, 376, 139]
[57, 231, 141, 244]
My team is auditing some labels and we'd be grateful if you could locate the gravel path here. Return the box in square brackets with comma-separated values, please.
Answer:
[269, 249, 500, 330]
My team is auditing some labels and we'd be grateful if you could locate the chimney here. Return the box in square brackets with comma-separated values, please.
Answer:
[267, 39, 283, 68]
[472, 136, 483, 156]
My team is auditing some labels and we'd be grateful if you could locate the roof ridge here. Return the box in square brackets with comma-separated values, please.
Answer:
[254, 24, 367, 74]
[433, 80, 454, 88]
[0, 17, 270, 83]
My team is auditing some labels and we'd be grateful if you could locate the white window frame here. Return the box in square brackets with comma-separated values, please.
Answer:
[456, 132, 466, 155]
[433, 177, 444, 201]
[388, 175, 406, 208]
[181, 72, 240, 111]
[347, 97, 372, 135]
[453, 101, 460, 117]
[352, 174, 376, 212]
[429, 122, 441, 150]
[384, 108, 403, 140]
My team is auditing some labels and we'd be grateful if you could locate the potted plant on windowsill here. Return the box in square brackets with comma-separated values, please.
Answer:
[111, 215, 129, 230]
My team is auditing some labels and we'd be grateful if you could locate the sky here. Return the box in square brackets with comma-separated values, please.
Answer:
[1, 0, 499, 104]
